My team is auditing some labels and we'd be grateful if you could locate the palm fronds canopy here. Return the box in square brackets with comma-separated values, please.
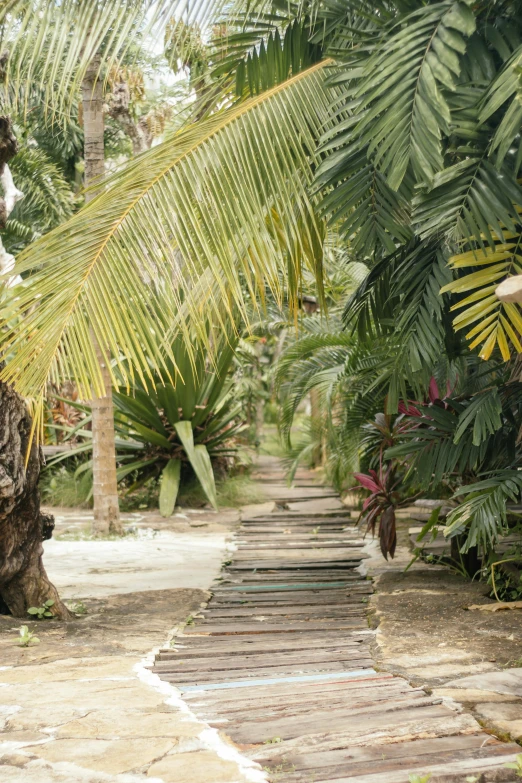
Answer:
[1, 0, 222, 115]
[0, 62, 334, 405]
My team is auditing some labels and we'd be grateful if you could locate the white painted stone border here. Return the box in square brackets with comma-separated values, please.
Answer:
[135, 632, 268, 783]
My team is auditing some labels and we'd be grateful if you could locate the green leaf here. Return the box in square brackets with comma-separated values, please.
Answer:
[130, 423, 172, 450]
[116, 458, 158, 483]
[453, 389, 502, 446]
[353, 2, 475, 189]
[416, 506, 441, 542]
[192, 446, 218, 510]
[174, 421, 218, 509]
[159, 459, 181, 518]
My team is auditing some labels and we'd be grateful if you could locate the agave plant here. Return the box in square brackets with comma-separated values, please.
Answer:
[49, 329, 244, 516]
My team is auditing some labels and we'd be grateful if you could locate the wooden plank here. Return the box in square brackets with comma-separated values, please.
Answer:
[182, 676, 400, 708]
[252, 733, 495, 770]
[232, 550, 366, 561]
[208, 592, 368, 604]
[279, 743, 519, 782]
[218, 575, 365, 585]
[227, 560, 366, 571]
[190, 691, 432, 722]
[210, 593, 372, 606]
[178, 669, 378, 693]
[224, 704, 453, 744]
[160, 660, 374, 684]
[154, 650, 374, 673]
[311, 752, 521, 783]
[183, 619, 367, 635]
[162, 638, 369, 658]
[200, 605, 367, 618]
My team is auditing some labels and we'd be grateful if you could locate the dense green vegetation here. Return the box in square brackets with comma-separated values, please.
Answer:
[1, 0, 522, 577]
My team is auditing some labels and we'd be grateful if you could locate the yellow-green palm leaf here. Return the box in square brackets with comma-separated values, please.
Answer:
[441, 231, 522, 361]
[0, 61, 333, 406]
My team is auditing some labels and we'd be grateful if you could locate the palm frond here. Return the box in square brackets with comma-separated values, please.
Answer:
[445, 470, 522, 551]
[4, 146, 75, 253]
[480, 43, 522, 166]
[0, 62, 335, 411]
[344, 242, 454, 407]
[441, 232, 522, 361]
[352, 1, 476, 190]
[1, 0, 214, 117]
[211, 13, 322, 99]
[386, 402, 489, 487]
[316, 143, 413, 258]
[276, 323, 354, 440]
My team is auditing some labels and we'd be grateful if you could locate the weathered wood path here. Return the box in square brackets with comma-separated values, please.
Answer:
[154, 460, 520, 782]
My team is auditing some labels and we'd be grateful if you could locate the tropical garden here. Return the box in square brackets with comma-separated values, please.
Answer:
[1, 0, 522, 621]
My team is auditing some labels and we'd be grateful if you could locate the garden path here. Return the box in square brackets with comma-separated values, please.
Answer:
[153, 456, 521, 782]
[0, 507, 262, 783]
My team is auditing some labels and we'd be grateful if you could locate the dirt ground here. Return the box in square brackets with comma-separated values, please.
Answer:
[0, 588, 208, 665]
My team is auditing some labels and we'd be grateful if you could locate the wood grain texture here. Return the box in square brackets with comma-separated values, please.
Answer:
[153, 464, 518, 781]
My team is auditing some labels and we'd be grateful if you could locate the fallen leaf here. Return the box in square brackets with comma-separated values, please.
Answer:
[468, 601, 522, 612]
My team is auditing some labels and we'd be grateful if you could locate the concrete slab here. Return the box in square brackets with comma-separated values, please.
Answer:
[43, 530, 231, 599]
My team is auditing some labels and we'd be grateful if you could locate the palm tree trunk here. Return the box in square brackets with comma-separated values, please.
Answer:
[81, 56, 122, 536]
[0, 115, 71, 618]
[0, 375, 72, 618]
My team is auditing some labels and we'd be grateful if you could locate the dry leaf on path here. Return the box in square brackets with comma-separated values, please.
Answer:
[468, 601, 522, 612]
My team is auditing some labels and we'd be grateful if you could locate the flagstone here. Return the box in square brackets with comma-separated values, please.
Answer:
[444, 669, 522, 697]
[50, 711, 202, 740]
[0, 657, 135, 684]
[146, 750, 243, 783]
[25, 737, 175, 775]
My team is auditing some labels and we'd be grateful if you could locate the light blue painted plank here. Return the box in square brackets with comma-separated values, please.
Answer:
[178, 669, 377, 692]
[216, 582, 351, 591]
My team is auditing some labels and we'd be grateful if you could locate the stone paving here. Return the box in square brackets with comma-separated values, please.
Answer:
[0, 507, 264, 783]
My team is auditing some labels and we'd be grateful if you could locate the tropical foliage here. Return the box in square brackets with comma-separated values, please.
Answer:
[3, 0, 522, 562]
[47, 328, 244, 515]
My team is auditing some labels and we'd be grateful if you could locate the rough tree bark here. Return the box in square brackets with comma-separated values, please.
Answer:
[0, 115, 71, 618]
[0, 377, 72, 618]
[107, 80, 152, 154]
[81, 56, 122, 536]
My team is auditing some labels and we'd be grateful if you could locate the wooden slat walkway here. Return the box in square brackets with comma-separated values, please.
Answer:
[153, 467, 519, 782]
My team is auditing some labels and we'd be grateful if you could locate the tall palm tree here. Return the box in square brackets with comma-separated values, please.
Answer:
[81, 53, 122, 534]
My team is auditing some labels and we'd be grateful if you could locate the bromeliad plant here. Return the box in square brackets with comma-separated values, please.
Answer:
[49, 329, 245, 516]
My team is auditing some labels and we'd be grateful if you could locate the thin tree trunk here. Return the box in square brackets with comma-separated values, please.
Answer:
[310, 389, 323, 468]
[0, 115, 71, 618]
[81, 56, 122, 536]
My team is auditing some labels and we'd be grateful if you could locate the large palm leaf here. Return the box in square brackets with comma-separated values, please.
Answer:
[0, 61, 334, 415]
[441, 232, 522, 361]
